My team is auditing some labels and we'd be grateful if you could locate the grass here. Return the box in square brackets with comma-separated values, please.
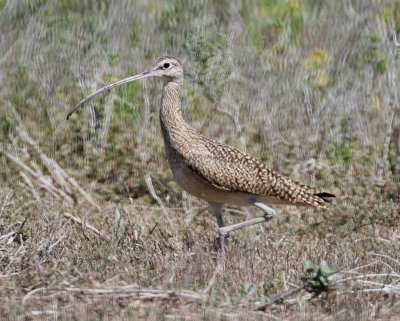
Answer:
[1, 0, 400, 320]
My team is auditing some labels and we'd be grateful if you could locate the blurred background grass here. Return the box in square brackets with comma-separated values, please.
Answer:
[1, 0, 399, 199]
[0, 0, 399, 320]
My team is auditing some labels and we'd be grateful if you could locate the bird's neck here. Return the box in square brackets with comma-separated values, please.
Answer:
[160, 80, 197, 156]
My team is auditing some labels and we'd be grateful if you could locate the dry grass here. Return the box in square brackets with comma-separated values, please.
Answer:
[1, 181, 399, 320]
[1, 0, 400, 320]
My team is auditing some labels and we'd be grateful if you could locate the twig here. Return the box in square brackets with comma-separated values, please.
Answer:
[22, 284, 205, 304]
[30, 310, 58, 316]
[7, 103, 101, 210]
[4, 242, 24, 270]
[222, 208, 248, 217]
[1, 149, 68, 200]
[356, 280, 399, 288]
[216, 105, 246, 152]
[66, 175, 101, 210]
[0, 190, 13, 217]
[0, 231, 16, 242]
[186, 72, 247, 152]
[148, 222, 158, 236]
[393, 29, 400, 47]
[99, 93, 114, 147]
[63, 212, 105, 238]
[342, 261, 383, 273]
[224, 4, 247, 153]
[368, 252, 400, 266]
[0, 272, 20, 278]
[20, 172, 40, 200]
[47, 233, 67, 253]
[337, 273, 400, 283]
[136, 80, 151, 146]
[338, 285, 400, 295]
[256, 286, 304, 311]
[376, 110, 394, 183]
[203, 258, 225, 294]
[22, 287, 47, 303]
[145, 173, 174, 228]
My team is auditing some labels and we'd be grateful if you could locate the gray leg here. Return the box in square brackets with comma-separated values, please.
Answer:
[217, 202, 276, 251]
[210, 203, 228, 253]
[212, 204, 225, 228]
[254, 202, 276, 221]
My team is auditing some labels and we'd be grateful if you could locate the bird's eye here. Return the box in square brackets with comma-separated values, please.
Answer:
[164, 62, 170, 68]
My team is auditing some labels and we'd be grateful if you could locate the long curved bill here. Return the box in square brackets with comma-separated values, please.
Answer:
[66, 69, 153, 120]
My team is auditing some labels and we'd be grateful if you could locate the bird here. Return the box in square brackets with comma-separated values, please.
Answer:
[67, 56, 335, 253]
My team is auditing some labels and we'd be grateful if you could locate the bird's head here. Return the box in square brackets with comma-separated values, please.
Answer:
[67, 56, 183, 119]
[146, 56, 183, 83]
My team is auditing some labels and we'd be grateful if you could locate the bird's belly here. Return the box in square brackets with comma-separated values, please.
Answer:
[171, 163, 253, 206]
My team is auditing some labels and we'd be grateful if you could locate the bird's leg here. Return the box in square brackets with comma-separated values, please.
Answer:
[214, 206, 225, 228]
[210, 203, 228, 253]
[254, 202, 276, 221]
[217, 202, 276, 246]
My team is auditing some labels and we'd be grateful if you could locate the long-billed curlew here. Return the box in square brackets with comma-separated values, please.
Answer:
[67, 56, 335, 252]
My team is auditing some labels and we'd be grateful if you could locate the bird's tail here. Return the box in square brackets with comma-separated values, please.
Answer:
[290, 181, 335, 208]
[267, 175, 335, 208]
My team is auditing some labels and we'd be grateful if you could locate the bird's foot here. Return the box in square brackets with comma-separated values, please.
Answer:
[214, 227, 229, 254]
[263, 211, 276, 222]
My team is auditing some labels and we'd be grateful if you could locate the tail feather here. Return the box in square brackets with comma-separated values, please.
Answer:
[263, 169, 335, 208]
[298, 188, 335, 208]
[282, 180, 335, 208]
[315, 192, 335, 203]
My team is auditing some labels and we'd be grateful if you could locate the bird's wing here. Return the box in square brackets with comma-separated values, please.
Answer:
[187, 139, 334, 207]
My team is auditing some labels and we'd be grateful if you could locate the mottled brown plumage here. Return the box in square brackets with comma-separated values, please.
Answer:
[67, 56, 335, 251]
[155, 57, 334, 210]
